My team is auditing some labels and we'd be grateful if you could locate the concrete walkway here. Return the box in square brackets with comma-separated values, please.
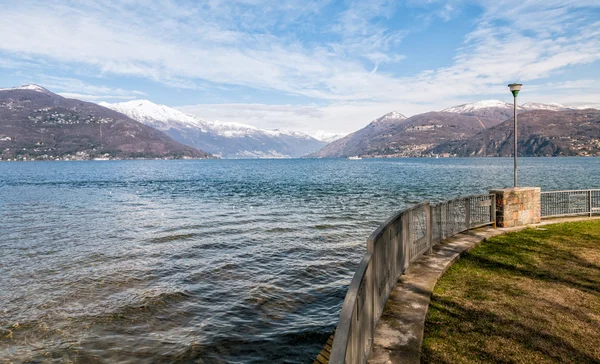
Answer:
[368, 216, 600, 364]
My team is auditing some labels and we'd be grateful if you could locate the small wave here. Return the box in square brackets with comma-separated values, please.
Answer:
[148, 233, 198, 244]
[83, 290, 193, 327]
[264, 227, 298, 233]
[0, 290, 194, 363]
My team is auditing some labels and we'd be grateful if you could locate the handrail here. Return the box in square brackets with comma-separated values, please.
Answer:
[329, 254, 372, 363]
[541, 188, 600, 194]
[366, 201, 429, 244]
[329, 193, 496, 364]
[541, 189, 600, 218]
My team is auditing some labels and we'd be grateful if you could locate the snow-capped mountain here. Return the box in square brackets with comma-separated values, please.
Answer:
[100, 100, 206, 131]
[0, 85, 211, 160]
[442, 100, 513, 113]
[309, 100, 584, 158]
[374, 111, 407, 123]
[309, 111, 409, 158]
[0, 84, 51, 93]
[441, 100, 576, 123]
[521, 102, 569, 111]
[311, 131, 348, 143]
[573, 105, 600, 110]
[443, 100, 572, 113]
[99, 100, 327, 158]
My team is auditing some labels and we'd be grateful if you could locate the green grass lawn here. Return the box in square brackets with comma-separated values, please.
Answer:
[422, 220, 600, 364]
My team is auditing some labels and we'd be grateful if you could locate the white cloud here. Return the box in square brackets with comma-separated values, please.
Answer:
[0, 0, 599, 133]
[520, 79, 600, 108]
[0, 1, 404, 102]
[32, 75, 146, 98]
[526, 79, 598, 91]
[439, 4, 455, 22]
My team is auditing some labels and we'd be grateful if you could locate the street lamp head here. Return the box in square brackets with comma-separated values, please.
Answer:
[508, 83, 522, 97]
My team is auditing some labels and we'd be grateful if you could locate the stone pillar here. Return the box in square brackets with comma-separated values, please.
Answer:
[489, 187, 541, 228]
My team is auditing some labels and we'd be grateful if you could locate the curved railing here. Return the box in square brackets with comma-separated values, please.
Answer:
[329, 194, 496, 364]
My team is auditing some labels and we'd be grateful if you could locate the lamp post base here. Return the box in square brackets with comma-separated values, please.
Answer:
[490, 187, 541, 228]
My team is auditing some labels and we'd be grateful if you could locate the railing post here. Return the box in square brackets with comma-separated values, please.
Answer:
[589, 190, 593, 217]
[402, 212, 409, 272]
[465, 198, 471, 231]
[427, 203, 432, 255]
[491, 194, 497, 228]
[443, 203, 448, 240]
[438, 205, 443, 242]
[366, 259, 374, 362]
[408, 209, 413, 261]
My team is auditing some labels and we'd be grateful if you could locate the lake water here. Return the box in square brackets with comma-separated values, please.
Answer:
[1, 158, 598, 363]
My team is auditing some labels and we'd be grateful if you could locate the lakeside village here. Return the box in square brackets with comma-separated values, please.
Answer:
[0, 151, 199, 161]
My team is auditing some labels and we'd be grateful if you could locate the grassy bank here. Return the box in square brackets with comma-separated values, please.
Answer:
[422, 220, 600, 363]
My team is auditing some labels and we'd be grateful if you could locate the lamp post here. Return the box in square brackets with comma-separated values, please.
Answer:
[508, 83, 522, 188]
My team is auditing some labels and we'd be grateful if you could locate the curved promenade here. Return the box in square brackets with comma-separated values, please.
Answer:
[368, 215, 599, 363]
[321, 188, 599, 364]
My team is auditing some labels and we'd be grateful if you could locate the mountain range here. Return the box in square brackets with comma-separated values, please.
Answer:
[0, 85, 212, 161]
[310, 100, 599, 158]
[2, 84, 598, 161]
[100, 100, 328, 158]
[431, 109, 600, 157]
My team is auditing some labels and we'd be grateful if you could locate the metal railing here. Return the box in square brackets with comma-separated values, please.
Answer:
[329, 194, 496, 364]
[431, 194, 496, 244]
[541, 189, 600, 218]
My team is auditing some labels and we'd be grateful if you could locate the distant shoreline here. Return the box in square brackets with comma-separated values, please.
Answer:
[1, 155, 598, 162]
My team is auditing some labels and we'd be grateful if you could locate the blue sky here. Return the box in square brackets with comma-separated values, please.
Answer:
[1, 0, 599, 135]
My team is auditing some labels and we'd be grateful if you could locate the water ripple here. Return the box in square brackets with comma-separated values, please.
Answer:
[1, 158, 598, 363]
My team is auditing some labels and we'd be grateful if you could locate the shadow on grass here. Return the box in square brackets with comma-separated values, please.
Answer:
[423, 222, 600, 363]
[423, 295, 600, 364]
[467, 253, 600, 295]
[462, 231, 600, 295]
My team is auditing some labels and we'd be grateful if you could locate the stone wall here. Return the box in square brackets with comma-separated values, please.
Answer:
[489, 187, 541, 228]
